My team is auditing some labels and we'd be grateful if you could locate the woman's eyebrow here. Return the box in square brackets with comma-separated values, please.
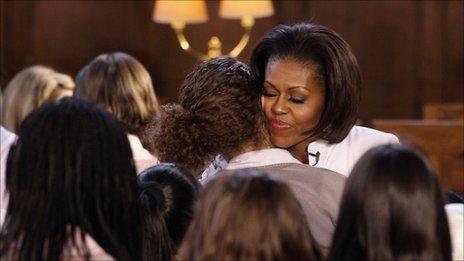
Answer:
[264, 81, 310, 92]
[287, 86, 312, 95]
[263, 80, 276, 88]
[288, 86, 308, 91]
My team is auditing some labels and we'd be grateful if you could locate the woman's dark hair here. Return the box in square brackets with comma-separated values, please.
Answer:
[250, 22, 361, 143]
[137, 163, 200, 260]
[0, 98, 146, 260]
[178, 170, 321, 260]
[149, 56, 264, 174]
[328, 144, 451, 260]
[74, 52, 160, 135]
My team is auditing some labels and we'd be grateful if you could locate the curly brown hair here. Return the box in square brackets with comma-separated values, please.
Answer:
[148, 56, 263, 174]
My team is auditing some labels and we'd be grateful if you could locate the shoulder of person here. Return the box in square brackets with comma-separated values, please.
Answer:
[284, 163, 345, 181]
[348, 125, 399, 145]
[1, 126, 16, 146]
[214, 163, 346, 188]
[292, 164, 346, 197]
[445, 203, 464, 261]
[264, 163, 346, 190]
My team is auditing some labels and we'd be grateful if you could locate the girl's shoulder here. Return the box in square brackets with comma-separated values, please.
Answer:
[347, 125, 399, 145]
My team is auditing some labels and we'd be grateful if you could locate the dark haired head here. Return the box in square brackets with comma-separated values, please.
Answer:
[137, 163, 200, 259]
[251, 22, 361, 143]
[74, 52, 160, 135]
[329, 144, 451, 260]
[149, 56, 265, 174]
[1, 98, 144, 260]
[178, 170, 321, 260]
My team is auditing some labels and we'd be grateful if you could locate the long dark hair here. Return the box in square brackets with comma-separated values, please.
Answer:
[178, 170, 321, 260]
[0, 98, 145, 260]
[251, 22, 361, 143]
[137, 163, 200, 260]
[328, 144, 451, 260]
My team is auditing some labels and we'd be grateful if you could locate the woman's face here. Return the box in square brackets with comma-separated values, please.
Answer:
[261, 58, 325, 149]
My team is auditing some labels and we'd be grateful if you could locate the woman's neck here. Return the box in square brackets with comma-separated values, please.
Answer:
[223, 138, 272, 161]
[287, 136, 319, 164]
[223, 122, 273, 161]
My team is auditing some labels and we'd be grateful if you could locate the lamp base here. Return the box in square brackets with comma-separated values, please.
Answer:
[169, 16, 255, 60]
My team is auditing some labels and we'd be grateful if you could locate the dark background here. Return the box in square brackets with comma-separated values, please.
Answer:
[1, 1, 462, 121]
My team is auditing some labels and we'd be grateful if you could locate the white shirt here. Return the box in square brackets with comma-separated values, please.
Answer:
[226, 148, 301, 169]
[201, 155, 228, 180]
[1, 127, 16, 225]
[307, 126, 399, 176]
[446, 203, 464, 260]
[127, 134, 159, 174]
[201, 148, 301, 181]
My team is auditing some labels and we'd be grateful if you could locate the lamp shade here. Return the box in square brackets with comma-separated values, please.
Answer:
[219, 0, 274, 19]
[153, 0, 208, 24]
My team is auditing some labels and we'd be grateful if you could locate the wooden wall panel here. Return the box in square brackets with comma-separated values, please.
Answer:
[0, 1, 462, 120]
[0, 2, 35, 85]
[416, 1, 445, 105]
[373, 119, 464, 193]
[443, 1, 464, 103]
[304, 1, 420, 119]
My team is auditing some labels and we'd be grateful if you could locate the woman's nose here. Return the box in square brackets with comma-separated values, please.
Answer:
[271, 96, 289, 115]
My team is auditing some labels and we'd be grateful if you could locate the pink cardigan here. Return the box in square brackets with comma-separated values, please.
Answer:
[4, 231, 113, 260]
[61, 230, 113, 260]
[128, 134, 159, 173]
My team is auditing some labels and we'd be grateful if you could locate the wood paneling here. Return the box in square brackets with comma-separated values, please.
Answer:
[423, 103, 464, 120]
[373, 119, 464, 194]
[303, 1, 420, 119]
[1, 1, 462, 119]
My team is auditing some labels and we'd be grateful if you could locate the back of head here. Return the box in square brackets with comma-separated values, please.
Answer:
[137, 163, 200, 260]
[1, 65, 75, 132]
[178, 170, 321, 260]
[1, 98, 143, 260]
[150, 56, 263, 174]
[75, 52, 160, 135]
[329, 144, 451, 260]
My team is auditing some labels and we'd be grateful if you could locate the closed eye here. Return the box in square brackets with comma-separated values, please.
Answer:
[289, 97, 305, 104]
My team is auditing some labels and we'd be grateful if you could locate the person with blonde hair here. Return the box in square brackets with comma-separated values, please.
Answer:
[1, 65, 74, 132]
[75, 52, 160, 173]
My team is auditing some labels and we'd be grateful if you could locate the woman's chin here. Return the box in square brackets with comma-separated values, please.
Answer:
[270, 137, 293, 149]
